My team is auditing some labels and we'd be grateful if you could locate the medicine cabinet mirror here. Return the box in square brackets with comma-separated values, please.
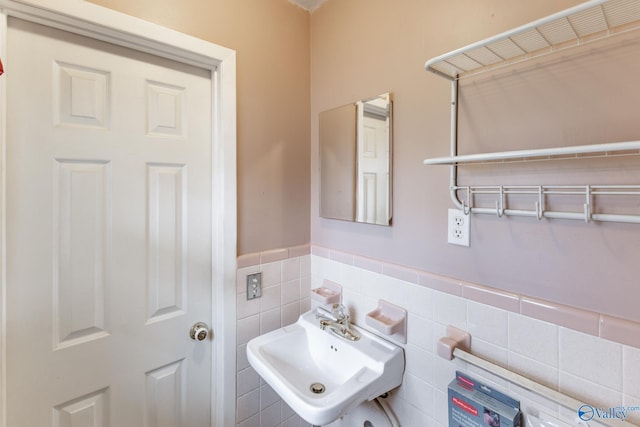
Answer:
[319, 92, 392, 226]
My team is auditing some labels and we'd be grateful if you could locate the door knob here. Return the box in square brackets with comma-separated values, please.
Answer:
[190, 322, 209, 341]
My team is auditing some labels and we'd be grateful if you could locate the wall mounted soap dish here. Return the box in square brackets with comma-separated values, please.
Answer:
[311, 279, 342, 306]
[366, 300, 407, 344]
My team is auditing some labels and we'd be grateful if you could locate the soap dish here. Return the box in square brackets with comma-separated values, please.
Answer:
[366, 300, 407, 344]
[311, 279, 342, 305]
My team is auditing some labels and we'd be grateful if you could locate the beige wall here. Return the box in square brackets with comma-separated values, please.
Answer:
[310, 0, 640, 323]
[89, 0, 311, 255]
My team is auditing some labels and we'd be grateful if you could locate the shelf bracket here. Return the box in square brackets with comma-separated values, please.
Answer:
[448, 77, 464, 212]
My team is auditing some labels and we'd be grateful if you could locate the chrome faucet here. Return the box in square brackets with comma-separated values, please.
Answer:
[315, 303, 360, 341]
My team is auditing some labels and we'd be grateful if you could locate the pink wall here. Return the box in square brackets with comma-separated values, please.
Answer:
[310, 0, 640, 323]
[89, 0, 640, 323]
[90, 0, 312, 256]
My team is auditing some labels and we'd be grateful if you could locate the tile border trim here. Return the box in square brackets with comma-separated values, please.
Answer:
[309, 244, 640, 349]
[237, 244, 310, 268]
[236, 243, 640, 349]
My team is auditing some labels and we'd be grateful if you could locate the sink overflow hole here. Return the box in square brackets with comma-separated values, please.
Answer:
[310, 382, 325, 394]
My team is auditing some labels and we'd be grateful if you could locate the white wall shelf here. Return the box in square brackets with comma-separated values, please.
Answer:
[425, 0, 640, 81]
[423, 0, 640, 224]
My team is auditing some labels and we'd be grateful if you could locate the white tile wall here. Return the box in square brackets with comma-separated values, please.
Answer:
[237, 251, 640, 427]
[508, 313, 559, 368]
[309, 254, 639, 427]
[236, 254, 312, 427]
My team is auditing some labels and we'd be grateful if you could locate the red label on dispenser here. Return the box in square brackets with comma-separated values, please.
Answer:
[452, 396, 478, 416]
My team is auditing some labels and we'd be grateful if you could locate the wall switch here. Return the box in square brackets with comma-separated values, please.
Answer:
[246, 272, 262, 300]
[447, 208, 470, 247]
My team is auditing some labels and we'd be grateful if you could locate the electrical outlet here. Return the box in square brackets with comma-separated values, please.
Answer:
[448, 208, 470, 247]
[246, 272, 262, 300]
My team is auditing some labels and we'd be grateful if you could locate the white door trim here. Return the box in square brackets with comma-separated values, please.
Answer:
[0, 1, 237, 426]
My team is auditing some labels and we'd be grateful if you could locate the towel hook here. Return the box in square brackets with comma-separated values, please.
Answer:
[496, 186, 505, 218]
[535, 186, 544, 220]
[584, 185, 592, 223]
[462, 187, 471, 215]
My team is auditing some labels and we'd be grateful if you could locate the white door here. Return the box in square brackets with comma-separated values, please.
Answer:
[6, 17, 214, 426]
[356, 113, 390, 225]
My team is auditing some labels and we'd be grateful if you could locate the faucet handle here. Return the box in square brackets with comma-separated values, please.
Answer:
[331, 303, 349, 321]
[315, 304, 338, 321]
[316, 303, 349, 322]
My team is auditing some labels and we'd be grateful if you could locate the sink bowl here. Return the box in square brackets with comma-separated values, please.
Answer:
[246, 310, 405, 426]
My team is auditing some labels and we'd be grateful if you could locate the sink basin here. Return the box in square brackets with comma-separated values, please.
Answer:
[246, 310, 405, 426]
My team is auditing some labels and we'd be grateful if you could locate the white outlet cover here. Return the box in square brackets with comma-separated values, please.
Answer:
[447, 208, 470, 247]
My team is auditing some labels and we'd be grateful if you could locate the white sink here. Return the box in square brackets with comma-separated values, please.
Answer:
[246, 310, 405, 426]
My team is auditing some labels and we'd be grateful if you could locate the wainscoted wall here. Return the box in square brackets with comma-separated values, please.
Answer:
[237, 245, 640, 427]
[311, 246, 640, 427]
[236, 245, 313, 427]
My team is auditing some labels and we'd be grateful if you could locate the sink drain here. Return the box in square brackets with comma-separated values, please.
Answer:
[309, 382, 325, 394]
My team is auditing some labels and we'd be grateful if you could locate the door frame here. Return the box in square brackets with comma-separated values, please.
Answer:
[0, 1, 237, 426]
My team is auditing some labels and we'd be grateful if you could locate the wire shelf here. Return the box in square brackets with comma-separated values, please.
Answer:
[425, 0, 640, 80]
[423, 0, 640, 224]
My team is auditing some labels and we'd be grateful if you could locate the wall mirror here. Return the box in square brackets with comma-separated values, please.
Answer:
[319, 93, 393, 226]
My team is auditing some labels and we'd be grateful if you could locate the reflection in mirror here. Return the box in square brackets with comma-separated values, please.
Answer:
[319, 93, 392, 226]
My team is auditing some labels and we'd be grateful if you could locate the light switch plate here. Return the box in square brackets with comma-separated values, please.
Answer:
[246, 272, 262, 300]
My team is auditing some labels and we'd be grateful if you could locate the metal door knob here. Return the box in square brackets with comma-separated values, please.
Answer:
[190, 322, 209, 341]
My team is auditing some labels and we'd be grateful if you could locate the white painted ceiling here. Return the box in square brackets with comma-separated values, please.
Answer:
[289, 0, 327, 12]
